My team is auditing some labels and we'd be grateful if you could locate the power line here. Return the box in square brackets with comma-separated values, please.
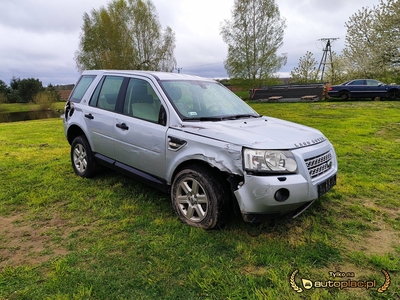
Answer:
[180, 61, 223, 70]
[280, 40, 318, 52]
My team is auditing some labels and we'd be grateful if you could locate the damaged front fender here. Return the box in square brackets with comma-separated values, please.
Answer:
[165, 128, 244, 184]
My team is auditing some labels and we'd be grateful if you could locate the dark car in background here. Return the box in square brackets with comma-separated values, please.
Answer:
[328, 79, 400, 100]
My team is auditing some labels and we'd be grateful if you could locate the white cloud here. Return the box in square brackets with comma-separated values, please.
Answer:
[277, 0, 380, 73]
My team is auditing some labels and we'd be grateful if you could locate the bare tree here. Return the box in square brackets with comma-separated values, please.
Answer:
[220, 0, 286, 88]
[75, 0, 176, 72]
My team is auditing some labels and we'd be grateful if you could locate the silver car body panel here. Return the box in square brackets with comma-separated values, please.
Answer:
[64, 70, 338, 220]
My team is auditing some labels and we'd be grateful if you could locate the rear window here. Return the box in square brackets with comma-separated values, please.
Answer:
[349, 80, 365, 85]
[69, 75, 96, 103]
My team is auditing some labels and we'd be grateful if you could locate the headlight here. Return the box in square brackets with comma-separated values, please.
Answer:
[243, 149, 298, 174]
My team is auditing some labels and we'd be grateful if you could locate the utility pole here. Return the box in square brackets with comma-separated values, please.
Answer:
[316, 38, 338, 82]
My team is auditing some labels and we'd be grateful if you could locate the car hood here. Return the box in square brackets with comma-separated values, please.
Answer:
[176, 116, 327, 149]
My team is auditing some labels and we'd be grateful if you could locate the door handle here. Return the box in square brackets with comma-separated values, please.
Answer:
[116, 123, 129, 130]
[84, 113, 94, 120]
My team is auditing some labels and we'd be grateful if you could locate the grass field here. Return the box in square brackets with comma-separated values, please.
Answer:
[0, 101, 399, 299]
[0, 102, 65, 113]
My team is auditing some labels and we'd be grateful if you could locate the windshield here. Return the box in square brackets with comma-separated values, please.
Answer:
[160, 80, 259, 121]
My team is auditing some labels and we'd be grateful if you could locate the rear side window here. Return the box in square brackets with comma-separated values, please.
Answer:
[69, 75, 96, 103]
[366, 80, 380, 86]
[89, 76, 124, 112]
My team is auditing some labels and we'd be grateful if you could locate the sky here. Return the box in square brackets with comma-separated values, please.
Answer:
[0, 0, 381, 87]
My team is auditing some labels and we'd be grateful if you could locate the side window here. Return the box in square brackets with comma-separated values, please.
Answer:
[123, 78, 162, 123]
[367, 80, 379, 86]
[69, 75, 96, 103]
[89, 76, 124, 111]
[350, 80, 364, 85]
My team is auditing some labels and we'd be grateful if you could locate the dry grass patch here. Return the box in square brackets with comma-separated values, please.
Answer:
[0, 212, 70, 270]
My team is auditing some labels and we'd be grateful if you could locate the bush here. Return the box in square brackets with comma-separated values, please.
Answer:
[0, 93, 7, 104]
[18, 78, 43, 103]
[33, 91, 55, 110]
[46, 84, 62, 102]
[7, 90, 22, 103]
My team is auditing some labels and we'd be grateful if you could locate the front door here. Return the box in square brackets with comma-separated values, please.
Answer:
[113, 78, 168, 179]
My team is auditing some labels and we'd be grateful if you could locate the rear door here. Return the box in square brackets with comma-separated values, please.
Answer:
[347, 79, 366, 97]
[84, 75, 125, 159]
[366, 79, 386, 98]
[113, 77, 168, 179]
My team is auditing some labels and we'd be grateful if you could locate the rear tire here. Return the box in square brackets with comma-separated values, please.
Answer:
[340, 91, 349, 100]
[71, 136, 98, 178]
[171, 165, 229, 229]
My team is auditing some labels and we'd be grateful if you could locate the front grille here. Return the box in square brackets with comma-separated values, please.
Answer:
[304, 150, 333, 179]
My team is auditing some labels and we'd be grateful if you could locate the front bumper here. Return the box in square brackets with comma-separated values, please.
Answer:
[234, 142, 338, 222]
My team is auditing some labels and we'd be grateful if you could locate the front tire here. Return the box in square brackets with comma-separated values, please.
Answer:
[71, 136, 98, 178]
[171, 165, 229, 229]
[388, 89, 400, 100]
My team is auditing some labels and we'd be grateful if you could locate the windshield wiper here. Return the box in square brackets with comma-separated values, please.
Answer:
[182, 116, 224, 122]
[182, 114, 260, 122]
[221, 114, 260, 120]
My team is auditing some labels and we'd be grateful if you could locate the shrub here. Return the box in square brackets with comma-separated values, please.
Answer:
[33, 91, 55, 110]
[7, 90, 22, 103]
[0, 93, 7, 104]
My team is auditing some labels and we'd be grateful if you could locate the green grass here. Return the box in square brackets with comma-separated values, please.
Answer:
[0, 101, 399, 299]
[0, 102, 65, 113]
[235, 91, 250, 100]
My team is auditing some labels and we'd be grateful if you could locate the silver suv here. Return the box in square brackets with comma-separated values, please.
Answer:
[64, 70, 337, 229]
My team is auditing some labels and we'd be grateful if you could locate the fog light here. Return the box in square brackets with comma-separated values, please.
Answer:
[275, 188, 289, 202]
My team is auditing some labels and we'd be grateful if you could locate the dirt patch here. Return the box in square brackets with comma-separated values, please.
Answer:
[0, 212, 70, 269]
[360, 202, 400, 255]
[360, 229, 399, 255]
[342, 202, 400, 256]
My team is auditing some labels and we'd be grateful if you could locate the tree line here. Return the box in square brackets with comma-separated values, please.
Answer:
[0, 77, 61, 108]
[76, 0, 399, 87]
[74, 0, 286, 89]
[3, 0, 397, 99]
